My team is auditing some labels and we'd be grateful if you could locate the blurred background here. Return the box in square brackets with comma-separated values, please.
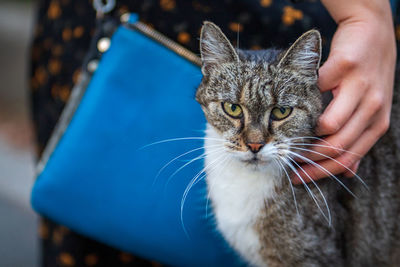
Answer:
[0, 0, 39, 266]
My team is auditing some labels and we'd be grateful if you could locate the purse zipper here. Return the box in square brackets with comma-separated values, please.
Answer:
[122, 14, 202, 67]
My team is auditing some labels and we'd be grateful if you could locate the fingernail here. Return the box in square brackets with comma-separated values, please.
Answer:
[344, 160, 361, 178]
[291, 177, 302, 185]
[354, 160, 360, 170]
[290, 172, 306, 185]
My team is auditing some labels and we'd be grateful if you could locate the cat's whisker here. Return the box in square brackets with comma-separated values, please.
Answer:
[286, 136, 361, 156]
[286, 136, 334, 146]
[192, 156, 227, 190]
[287, 143, 362, 157]
[180, 171, 209, 238]
[280, 157, 331, 225]
[180, 152, 226, 237]
[139, 136, 227, 150]
[167, 153, 206, 185]
[185, 151, 226, 199]
[286, 136, 325, 141]
[236, 23, 240, 50]
[274, 158, 299, 216]
[167, 147, 226, 186]
[286, 150, 356, 198]
[290, 147, 369, 190]
[154, 144, 225, 185]
[280, 157, 318, 204]
[193, 152, 229, 189]
[286, 155, 332, 226]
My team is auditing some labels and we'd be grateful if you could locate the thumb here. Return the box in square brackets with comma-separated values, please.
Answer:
[318, 55, 345, 92]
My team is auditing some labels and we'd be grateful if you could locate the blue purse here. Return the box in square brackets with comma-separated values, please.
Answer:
[31, 12, 244, 267]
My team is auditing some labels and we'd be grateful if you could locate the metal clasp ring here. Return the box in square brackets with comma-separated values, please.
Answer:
[93, 0, 116, 18]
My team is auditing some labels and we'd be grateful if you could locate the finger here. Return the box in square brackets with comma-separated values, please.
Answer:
[318, 56, 345, 92]
[343, 160, 360, 178]
[301, 92, 377, 162]
[317, 80, 365, 136]
[291, 124, 380, 184]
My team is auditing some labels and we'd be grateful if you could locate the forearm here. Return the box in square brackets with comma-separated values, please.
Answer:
[321, 0, 393, 24]
[320, 0, 396, 79]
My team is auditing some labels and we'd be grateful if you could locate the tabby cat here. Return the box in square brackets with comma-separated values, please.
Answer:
[196, 22, 400, 266]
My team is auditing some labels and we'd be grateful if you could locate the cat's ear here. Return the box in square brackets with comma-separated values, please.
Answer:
[277, 30, 321, 77]
[200, 21, 239, 75]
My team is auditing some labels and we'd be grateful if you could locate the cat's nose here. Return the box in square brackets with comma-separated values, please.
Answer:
[246, 142, 265, 153]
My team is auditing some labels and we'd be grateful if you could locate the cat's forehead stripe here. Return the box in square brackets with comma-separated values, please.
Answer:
[238, 62, 274, 110]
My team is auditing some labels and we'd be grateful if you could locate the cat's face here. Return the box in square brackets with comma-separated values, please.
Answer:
[196, 22, 322, 168]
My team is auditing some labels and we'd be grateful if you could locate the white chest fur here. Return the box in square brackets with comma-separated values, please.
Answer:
[204, 127, 280, 267]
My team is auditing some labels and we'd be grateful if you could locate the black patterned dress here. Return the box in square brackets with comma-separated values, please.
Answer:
[30, 0, 399, 266]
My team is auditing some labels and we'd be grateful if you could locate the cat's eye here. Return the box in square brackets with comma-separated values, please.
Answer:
[271, 107, 293, 121]
[222, 102, 243, 118]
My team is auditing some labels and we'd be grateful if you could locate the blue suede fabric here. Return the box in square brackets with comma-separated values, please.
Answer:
[31, 16, 243, 266]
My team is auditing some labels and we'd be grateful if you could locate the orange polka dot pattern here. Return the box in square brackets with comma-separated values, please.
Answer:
[282, 6, 303, 26]
[30, 0, 399, 266]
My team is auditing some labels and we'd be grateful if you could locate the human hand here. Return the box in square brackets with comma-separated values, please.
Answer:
[292, 0, 397, 184]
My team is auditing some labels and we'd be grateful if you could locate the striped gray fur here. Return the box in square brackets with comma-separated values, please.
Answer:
[196, 21, 400, 266]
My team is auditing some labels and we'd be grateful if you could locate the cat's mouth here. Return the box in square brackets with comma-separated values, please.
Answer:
[241, 155, 269, 165]
[242, 157, 259, 164]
